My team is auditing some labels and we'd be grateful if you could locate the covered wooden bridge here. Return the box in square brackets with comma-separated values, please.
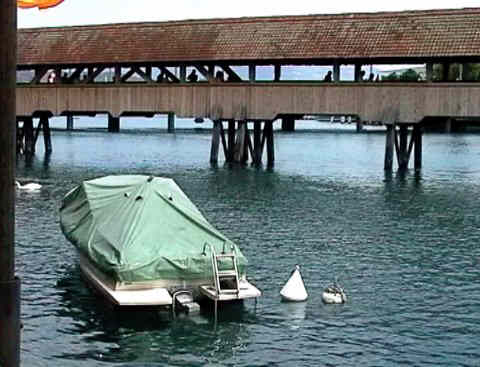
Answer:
[16, 7, 480, 169]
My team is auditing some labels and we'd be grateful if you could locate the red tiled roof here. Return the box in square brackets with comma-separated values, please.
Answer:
[17, 8, 480, 66]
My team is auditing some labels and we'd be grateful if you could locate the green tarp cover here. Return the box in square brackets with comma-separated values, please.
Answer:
[60, 175, 247, 282]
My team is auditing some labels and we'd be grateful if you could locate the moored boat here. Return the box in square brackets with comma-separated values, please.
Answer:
[60, 175, 261, 311]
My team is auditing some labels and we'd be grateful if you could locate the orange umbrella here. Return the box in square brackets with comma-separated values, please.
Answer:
[17, 0, 65, 9]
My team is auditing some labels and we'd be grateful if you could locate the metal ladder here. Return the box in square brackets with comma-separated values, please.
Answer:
[211, 244, 240, 297]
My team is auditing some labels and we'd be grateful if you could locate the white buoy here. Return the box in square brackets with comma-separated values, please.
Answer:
[15, 181, 42, 191]
[280, 265, 308, 302]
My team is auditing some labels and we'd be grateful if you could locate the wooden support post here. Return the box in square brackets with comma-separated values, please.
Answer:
[398, 126, 409, 170]
[426, 63, 433, 82]
[356, 120, 364, 133]
[354, 64, 362, 82]
[227, 120, 235, 162]
[265, 121, 274, 167]
[16, 119, 24, 155]
[66, 115, 74, 130]
[167, 112, 175, 133]
[0, 2, 20, 367]
[219, 122, 228, 160]
[333, 62, 340, 82]
[108, 115, 120, 133]
[234, 121, 246, 163]
[249, 64, 256, 83]
[41, 115, 52, 154]
[414, 125, 423, 171]
[274, 64, 281, 81]
[243, 124, 252, 164]
[114, 65, 121, 84]
[384, 124, 394, 171]
[253, 122, 262, 166]
[442, 63, 450, 81]
[281, 116, 295, 132]
[210, 120, 221, 164]
[24, 117, 35, 155]
[180, 65, 186, 83]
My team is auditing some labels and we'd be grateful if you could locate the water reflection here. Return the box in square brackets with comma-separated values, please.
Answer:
[54, 267, 254, 365]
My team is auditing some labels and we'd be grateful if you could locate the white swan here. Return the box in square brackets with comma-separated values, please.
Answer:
[15, 181, 42, 191]
[322, 281, 347, 304]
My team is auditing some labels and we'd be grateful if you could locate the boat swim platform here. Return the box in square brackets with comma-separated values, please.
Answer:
[78, 253, 261, 307]
[199, 282, 262, 302]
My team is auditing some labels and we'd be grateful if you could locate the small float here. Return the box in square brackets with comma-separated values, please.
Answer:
[280, 265, 308, 302]
[322, 280, 346, 304]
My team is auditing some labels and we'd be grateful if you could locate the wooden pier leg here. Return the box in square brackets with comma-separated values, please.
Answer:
[66, 114, 74, 131]
[16, 119, 24, 155]
[356, 120, 364, 133]
[414, 125, 423, 171]
[40, 114, 52, 154]
[108, 115, 120, 133]
[384, 124, 394, 171]
[227, 120, 235, 162]
[281, 116, 295, 132]
[399, 126, 409, 170]
[243, 123, 253, 165]
[234, 121, 246, 163]
[167, 112, 175, 133]
[0, 2, 20, 366]
[210, 120, 221, 164]
[253, 121, 262, 166]
[265, 121, 275, 167]
[24, 117, 35, 155]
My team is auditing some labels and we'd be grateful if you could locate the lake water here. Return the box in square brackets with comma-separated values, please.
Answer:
[15, 117, 480, 366]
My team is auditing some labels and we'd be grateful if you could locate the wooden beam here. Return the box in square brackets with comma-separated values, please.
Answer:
[194, 64, 214, 81]
[333, 62, 340, 82]
[87, 67, 106, 83]
[227, 120, 235, 162]
[133, 66, 154, 83]
[234, 121, 246, 162]
[180, 65, 186, 82]
[253, 122, 262, 165]
[274, 64, 281, 81]
[158, 66, 180, 83]
[265, 121, 274, 167]
[219, 64, 242, 82]
[31, 66, 48, 84]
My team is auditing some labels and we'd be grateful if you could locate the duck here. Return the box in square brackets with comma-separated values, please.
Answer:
[15, 181, 42, 191]
[322, 280, 347, 304]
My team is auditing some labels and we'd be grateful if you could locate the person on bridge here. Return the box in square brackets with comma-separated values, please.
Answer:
[187, 69, 198, 82]
[323, 71, 333, 82]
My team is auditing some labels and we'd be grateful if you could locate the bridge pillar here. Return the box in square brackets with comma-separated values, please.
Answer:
[356, 120, 364, 133]
[210, 120, 221, 164]
[413, 125, 423, 171]
[233, 121, 248, 163]
[398, 126, 409, 170]
[24, 117, 35, 155]
[384, 124, 394, 170]
[265, 121, 274, 167]
[227, 120, 235, 162]
[167, 112, 175, 133]
[108, 115, 120, 133]
[252, 122, 262, 166]
[39, 114, 52, 154]
[281, 117, 295, 131]
[66, 114, 74, 131]
[384, 124, 423, 171]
